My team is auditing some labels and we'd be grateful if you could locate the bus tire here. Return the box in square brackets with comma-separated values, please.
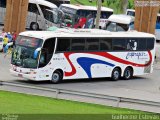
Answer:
[30, 22, 39, 30]
[123, 67, 133, 80]
[51, 70, 63, 84]
[111, 68, 121, 81]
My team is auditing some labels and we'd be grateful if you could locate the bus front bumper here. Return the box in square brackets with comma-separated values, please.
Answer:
[10, 69, 38, 81]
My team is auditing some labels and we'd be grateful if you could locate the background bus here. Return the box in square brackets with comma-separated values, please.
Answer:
[47, 0, 70, 7]
[104, 14, 135, 32]
[126, 9, 160, 42]
[59, 4, 113, 29]
[0, 0, 59, 30]
[10, 29, 156, 83]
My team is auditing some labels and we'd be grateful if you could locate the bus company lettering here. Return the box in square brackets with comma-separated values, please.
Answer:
[53, 58, 65, 61]
[126, 52, 148, 59]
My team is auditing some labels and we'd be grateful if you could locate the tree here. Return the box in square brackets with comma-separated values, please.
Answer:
[120, 0, 128, 14]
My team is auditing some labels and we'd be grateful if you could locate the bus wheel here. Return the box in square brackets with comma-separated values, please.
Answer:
[51, 70, 63, 84]
[123, 67, 133, 80]
[111, 68, 121, 81]
[30, 22, 39, 30]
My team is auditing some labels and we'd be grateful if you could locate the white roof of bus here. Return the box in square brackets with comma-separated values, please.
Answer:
[127, 9, 135, 12]
[108, 14, 135, 24]
[29, 0, 57, 8]
[19, 29, 155, 40]
[127, 9, 160, 16]
[60, 4, 113, 12]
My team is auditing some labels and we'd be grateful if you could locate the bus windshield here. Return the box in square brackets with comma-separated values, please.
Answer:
[106, 21, 129, 32]
[127, 11, 135, 17]
[11, 36, 43, 68]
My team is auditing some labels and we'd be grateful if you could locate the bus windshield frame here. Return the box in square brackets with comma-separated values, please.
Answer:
[11, 36, 43, 69]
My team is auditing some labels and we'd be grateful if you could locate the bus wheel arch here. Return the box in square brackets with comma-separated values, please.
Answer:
[111, 67, 122, 81]
[51, 69, 63, 84]
[30, 22, 39, 30]
[123, 66, 133, 80]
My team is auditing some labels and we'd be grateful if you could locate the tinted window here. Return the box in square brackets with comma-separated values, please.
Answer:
[147, 38, 155, 50]
[127, 11, 135, 17]
[106, 22, 116, 32]
[157, 16, 160, 23]
[0, 0, 6, 8]
[28, 3, 40, 15]
[56, 38, 70, 52]
[101, 11, 113, 19]
[86, 39, 99, 51]
[71, 38, 85, 51]
[138, 38, 147, 50]
[100, 38, 112, 51]
[16, 36, 43, 48]
[113, 38, 126, 51]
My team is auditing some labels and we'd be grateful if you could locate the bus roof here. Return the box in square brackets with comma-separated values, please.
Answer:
[19, 29, 155, 40]
[60, 4, 113, 12]
[126, 9, 135, 12]
[108, 14, 135, 24]
[29, 0, 57, 9]
[127, 9, 160, 16]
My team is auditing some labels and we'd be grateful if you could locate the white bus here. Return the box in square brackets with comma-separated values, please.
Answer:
[0, 0, 59, 30]
[59, 4, 113, 29]
[10, 29, 156, 83]
[105, 14, 135, 32]
[47, 0, 70, 7]
[126, 9, 160, 41]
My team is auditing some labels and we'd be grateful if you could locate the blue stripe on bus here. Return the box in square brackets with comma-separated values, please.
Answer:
[156, 23, 160, 29]
[77, 57, 115, 78]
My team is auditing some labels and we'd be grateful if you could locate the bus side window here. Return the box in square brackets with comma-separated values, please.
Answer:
[100, 38, 112, 51]
[71, 38, 85, 52]
[0, 0, 6, 8]
[137, 38, 146, 51]
[56, 38, 71, 52]
[86, 38, 99, 51]
[129, 22, 135, 30]
[113, 38, 126, 51]
[147, 38, 155, 50]
[157, 16, 160, 23]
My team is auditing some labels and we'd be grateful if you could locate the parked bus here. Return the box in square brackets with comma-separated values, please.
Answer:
[47, 0, 70, 7]
[59, 4, 113, 29]
[10, 29, 156, 83]
[0, 0, 59, 30]
[126, 9, 160, 41]
[104, 14, 135, 32]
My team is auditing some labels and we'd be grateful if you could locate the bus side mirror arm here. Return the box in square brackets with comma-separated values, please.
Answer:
[34, 48, 42, 59]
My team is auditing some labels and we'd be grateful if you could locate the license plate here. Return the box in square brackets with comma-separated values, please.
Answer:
[18, 74, 23, 77]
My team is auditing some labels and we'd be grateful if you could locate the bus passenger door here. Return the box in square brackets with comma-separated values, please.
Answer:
[27, 3, 42, 30]
[38, 38, 56, 68]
